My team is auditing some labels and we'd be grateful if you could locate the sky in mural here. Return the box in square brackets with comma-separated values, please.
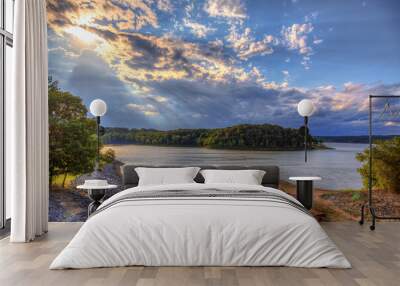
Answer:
[47, 0, 400, 135]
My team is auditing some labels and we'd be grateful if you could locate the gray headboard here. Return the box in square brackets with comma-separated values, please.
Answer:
[121, 165, 280, 189]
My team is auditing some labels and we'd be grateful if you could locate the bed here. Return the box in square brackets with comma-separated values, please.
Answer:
[50, 165, 351, 269]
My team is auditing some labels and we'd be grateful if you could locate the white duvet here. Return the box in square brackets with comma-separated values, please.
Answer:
[50, 183, 351, 269]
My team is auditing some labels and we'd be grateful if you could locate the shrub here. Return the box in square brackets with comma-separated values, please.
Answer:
[356, 137, 400, 192]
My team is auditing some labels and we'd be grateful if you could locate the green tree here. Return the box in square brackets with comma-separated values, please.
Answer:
[49, 78, 114, 188]
[102, 124, 316, 150]
[356, 137, 400, 192]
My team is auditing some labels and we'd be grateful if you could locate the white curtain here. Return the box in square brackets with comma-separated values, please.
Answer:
[9, 0, 49, 242]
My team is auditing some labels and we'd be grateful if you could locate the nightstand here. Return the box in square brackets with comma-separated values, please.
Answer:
[77, 181, 118, 216]
[289, 177, 321, 210]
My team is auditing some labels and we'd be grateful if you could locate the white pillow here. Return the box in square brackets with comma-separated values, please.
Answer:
[200, 169, 266, 185]
[135, 167, 200, 186]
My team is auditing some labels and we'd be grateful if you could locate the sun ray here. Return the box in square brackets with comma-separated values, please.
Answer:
[65, 27, 100, 44]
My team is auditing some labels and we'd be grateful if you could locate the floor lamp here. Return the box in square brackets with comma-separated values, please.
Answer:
[297, 99, 315, 162]
[89, 99, 107, 178]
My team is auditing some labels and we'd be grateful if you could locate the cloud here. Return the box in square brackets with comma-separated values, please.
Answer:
[304, 11, 319, 22]
[154, 96, 168, 103]
[313, 39, 323, 45]
[65, 25, 279, 91]
[282, 70, 290, 84]
[331, 82, 369, 111]
[156, 0, 173, 12]
[47, 0, 159, 33]
[281, 23, 314, 54]
[227, 27, 277, 60]
[105, 32, 252, 84]
[204, 0, 247, 19]
[384, 121, 400, 127]
[47, 29, 82, 86]
[47, 0, 315, 91]
[224, 19, 320, 69]
[127, 103, 160, 116]
[65, 51, 160, 128]
[185, 2, 195, 15]
[279, 82, 400, 135]
[183, 19, 215, 38]
[145, 78, 289, 128]
[48, 1, 263, 87]
[281, 23, 314, 69]
[305, 82, 400, 123]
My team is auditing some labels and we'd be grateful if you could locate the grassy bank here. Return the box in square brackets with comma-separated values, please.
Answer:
[52, 174, 78, 188]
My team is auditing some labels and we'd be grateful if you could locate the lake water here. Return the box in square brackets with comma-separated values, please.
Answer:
[108, 142, 368, 191]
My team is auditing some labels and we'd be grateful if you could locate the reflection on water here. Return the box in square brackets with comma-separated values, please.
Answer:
[108, 142, 368, 190]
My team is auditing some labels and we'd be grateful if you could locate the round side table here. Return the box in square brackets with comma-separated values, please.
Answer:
[77, 184, 118, 216]
[289, 177, 321, 210]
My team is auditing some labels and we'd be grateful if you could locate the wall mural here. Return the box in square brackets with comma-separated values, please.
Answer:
[47, 0, 400, 221]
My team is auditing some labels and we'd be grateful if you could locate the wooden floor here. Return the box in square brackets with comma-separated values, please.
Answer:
[0, 222, 399, 286]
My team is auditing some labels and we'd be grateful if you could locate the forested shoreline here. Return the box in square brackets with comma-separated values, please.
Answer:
[103, 124, 321, 150]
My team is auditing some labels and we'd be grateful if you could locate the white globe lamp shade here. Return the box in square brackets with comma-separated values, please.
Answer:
[90, 99, 107, 117]
[297, 99, 315, 117]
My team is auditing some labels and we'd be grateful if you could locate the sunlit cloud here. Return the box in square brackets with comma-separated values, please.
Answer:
[47, 0, 160, 34]
[183, 19, 215, 38]
[281, 23, 314, 54]
[64, 26, 102, 44]
[226, 27, 277, 60]
[384, 121, 400, 127]
[127, 103, 160, 116]
[281, 23, 314, 69]
[306, 82, 400, 115]
[204, 0, 247, 19]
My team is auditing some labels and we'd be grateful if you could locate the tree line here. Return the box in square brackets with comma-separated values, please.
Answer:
[103, 124, 319, 150]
